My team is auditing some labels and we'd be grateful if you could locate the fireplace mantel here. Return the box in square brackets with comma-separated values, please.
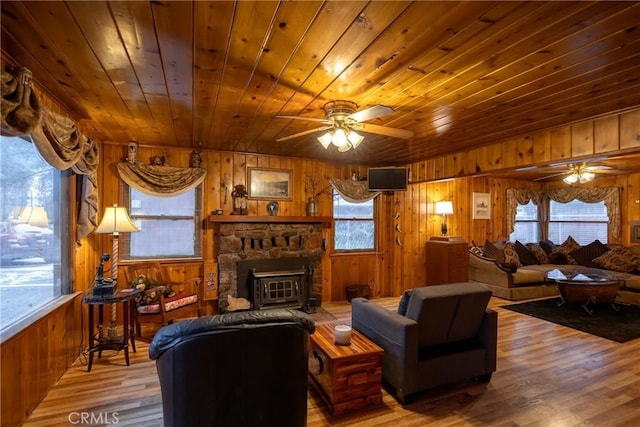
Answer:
[209, 215, 332, 227]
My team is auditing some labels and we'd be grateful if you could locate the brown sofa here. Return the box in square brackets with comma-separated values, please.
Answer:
[469, 246, 640, 303]
[351, 282, 497, 404]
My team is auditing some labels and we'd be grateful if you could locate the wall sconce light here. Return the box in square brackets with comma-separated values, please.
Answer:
[435, 201, 454, 236]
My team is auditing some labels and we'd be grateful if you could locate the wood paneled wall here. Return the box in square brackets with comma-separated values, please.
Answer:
[99, 142, 370, 307]
[2, 98, 637, 426]
[407, 109, 640, 182]
[0, 296, 83, 427]
[93, 108, 640, 304]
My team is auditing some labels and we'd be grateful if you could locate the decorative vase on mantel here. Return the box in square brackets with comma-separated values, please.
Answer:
[306, 197, 318, 216]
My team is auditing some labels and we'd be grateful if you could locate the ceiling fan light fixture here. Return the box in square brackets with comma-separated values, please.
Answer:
[332, 128, 349, 147]
[580, 171, 595, 183]
[348, 130, 364, 149]
[563, 174, 579, 184]
[317, 132, 332, 149]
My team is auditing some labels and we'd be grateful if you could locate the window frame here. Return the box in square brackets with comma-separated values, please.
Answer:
[332, 190, 377, 253]
[0, 135, 72, 341]
[511, 198, 610, 244]
[547, 199, 609, 245]
[120, 184, 203, 261]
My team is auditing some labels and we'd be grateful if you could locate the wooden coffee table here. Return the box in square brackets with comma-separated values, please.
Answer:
[546, 269, 622, 314]
[308, 323, 383, 416]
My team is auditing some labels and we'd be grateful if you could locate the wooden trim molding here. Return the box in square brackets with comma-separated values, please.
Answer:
[209, 215, 332, 227]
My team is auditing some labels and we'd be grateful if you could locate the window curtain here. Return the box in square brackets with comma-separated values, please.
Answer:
[505, 188, 545, 237]
[117, 162, 206, 196]
[546, 186, 623, 240]
[329, 178, 379, 203]
[506, 186, 622, 240]
[1, 67, 98, 244]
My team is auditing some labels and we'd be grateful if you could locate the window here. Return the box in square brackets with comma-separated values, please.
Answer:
[0, 135, 67, 335]
[509, 201, 540, 243]
[122, 186, 202, 260]
[332, 190, 375, 251]
[549, 199, 608, 245]
[510, 198, 609, 245]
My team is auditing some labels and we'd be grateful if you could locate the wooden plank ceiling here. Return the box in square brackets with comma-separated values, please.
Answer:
[1, 1, 639, 167]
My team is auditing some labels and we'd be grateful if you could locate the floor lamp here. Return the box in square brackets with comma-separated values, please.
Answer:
[94, 204, 139, 338]
[435, 201, 454, 236]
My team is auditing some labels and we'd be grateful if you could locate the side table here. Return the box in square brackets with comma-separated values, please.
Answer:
[308, 323, 383, 416]
[83, 287, 141, 371]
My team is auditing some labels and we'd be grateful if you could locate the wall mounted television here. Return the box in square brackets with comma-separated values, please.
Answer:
[367, 167, 409, 191]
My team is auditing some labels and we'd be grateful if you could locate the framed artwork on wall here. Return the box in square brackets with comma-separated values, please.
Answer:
[472, 192, 491, 220]
[631, 221, 640, 243]
[247, 168, 292, 200]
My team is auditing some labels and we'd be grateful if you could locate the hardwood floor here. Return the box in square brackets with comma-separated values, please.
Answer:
[22, 297, 640, 426]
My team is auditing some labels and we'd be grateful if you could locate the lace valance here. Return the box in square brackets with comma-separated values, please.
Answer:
[329, 179, 379, 203]
[117, 162, 207, 196]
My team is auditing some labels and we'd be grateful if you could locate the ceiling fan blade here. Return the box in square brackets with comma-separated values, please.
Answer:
[348, 105, 395, 122]
[584, 165, 613, 171]
[275, 115, 328, 123]
[533, 172, 568, 181]
[354, 122, 414, 139]
[276, 126, 333, 142]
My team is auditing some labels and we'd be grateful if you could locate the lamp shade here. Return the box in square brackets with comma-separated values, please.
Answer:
[435, 201, 454, 216]
[317, 132, 332, 149]
[18, 206, 49, 227]
[94, 204, 139, 234]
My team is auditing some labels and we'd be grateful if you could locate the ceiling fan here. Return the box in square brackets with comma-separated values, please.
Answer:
[276, 100, 413, 152]
[534, 162, 613, 184]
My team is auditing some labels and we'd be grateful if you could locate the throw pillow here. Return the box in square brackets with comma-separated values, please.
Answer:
[514, 240, 539, 265]
[556, 236, 580, 264]
[593, 246, 640, 273]
[539, 239, 556, 254]
[483, 240, 505, 263]
[131, 274, 175, 305]
[503, 242, 522, 267]
[397, 289, 413, 316]
[527, 243, 549, 264]
[560, 235, 581, 252]
[569, 240, 610, 268]
[548, 249, 569, 265]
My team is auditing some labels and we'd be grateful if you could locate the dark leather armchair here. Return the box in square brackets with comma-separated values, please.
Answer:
[149, 309, 315, 427]
[352, 282, 497, 403]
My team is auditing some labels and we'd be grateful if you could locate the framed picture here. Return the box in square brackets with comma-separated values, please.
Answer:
[631, 221, 640, 243]
[247, 167, 292, 200]
[472, 192, 491, 220]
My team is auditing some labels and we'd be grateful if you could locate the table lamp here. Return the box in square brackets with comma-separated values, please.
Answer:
[435, 201, 454, 236]
[94, 204, 139, 339]
[94, 204, 139, 287]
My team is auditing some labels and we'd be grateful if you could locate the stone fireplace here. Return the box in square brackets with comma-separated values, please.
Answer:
[213, 219, 325, 312]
